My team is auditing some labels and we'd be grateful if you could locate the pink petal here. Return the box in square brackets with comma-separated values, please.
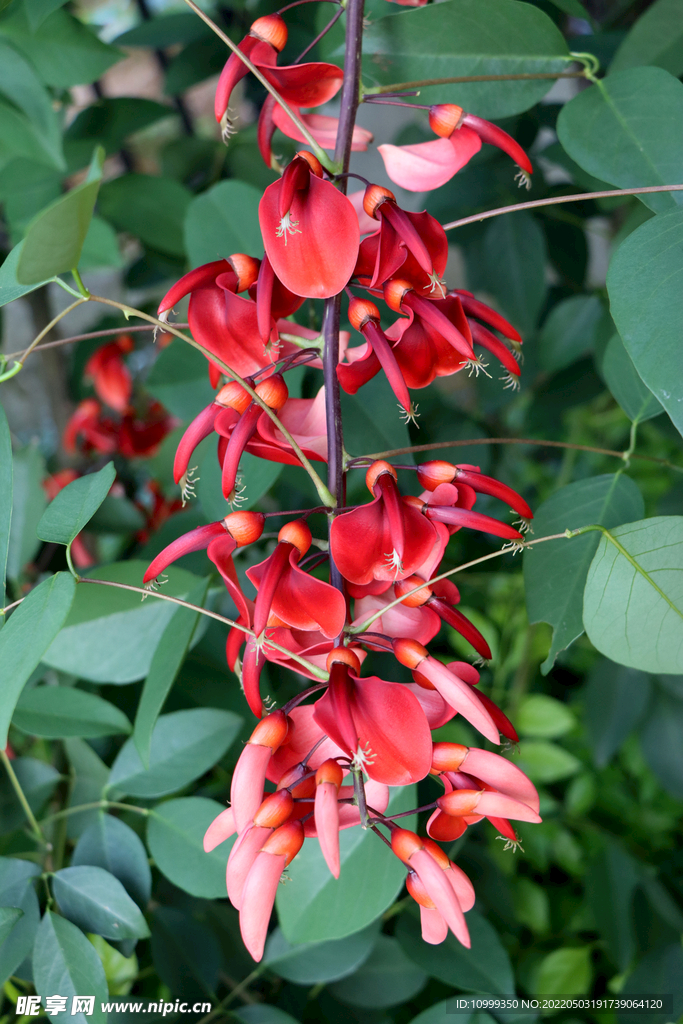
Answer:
[378, 129, 481, 192]
[314, 782, 341, 877]
[227, 824, 271, 908]
[410, 849, 470, 947]
[231, 744, 271, 834]
[460, 748, 539, 812]
[420, 905, 448, 944]
[446, 863, 475, 913]
[421, 659, 499, 744]
[240, 851, 286, 961]
[203, 806, 236, 852]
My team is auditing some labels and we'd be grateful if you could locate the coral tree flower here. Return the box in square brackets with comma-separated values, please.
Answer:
[84, 335, 133, 412]
[314, 758, 344, 878]
[142, 509, 264, 586]
[391, 828, 470, 946]
[240, 819, 304, 961]
[231, 710, 291, 834]
[379, 104, 533, 192]
[338, 297, 413, 418]
[259, 152, 360, 299]
[330, 461, 438, 585]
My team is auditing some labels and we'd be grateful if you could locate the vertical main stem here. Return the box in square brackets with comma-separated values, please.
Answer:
[322, 0, 365, 595]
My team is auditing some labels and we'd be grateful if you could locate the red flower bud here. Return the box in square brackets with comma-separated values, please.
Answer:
[261, 819, 305, 866]
[348, 297, 381, 332]
[326, 646, 362, 674]
[278, 519, 312, 556]
[430, 741, 468, 775]
[250, 13, 287, 51]
[428, 104, 464, 138]
[365, 459, 397, 494]
[394, 575, 432, 608]
[391, 827, 424, 864]
[249, 709, 289, 750]
[392, 637, 428, 671]
[406, 870, 436, 909]
[253, 789, 294, 828]
[383, 278, 412, 313]
[223, 510, 265, 546]
[254, 373, 289, 410]
[227, 253, 261, 292]
[363, 183, 396, 219]
[295, 149, 324, 177]
[416, 460, 457, 491]
[315, 758, 344, 789]
[216, 380, 253, 414]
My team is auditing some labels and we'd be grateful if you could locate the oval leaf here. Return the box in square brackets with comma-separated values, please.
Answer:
[33, 910, 108, 1024]
[37, 462, 116, 547]
[146, 797, 235, 899]
[600, 334, 663, 424]
[0, 857, 40, 987]
[329, 934, 427, 1008]
[0, 404, 11, 611]
[52, 866, 150, 941]
[184, 180, 263, 269]
[13, 686, 131, 738]
[72, 815, 152, 907]
[264, 922, 380, 985]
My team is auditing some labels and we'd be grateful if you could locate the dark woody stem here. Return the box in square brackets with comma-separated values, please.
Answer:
[322, 0, 365, 596]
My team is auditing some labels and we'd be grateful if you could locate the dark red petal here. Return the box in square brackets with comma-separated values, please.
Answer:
[222, 403, 262, 499]
[214, 38, 275, 121]
[158, 259, 232, 315]
[313, 662, 358, 756]
[454, 291, 522, 343]
[143, 522, 229, 583]
[337, 344, 382, 395]
[261, 62, 343, 108]
[430, 599, 492, 660]
[363, 321, 411, 413]
[469, 321, 520, 377]
[405, 293, 474, 360]
[207, 535, 252, 625]
[241, 642, 265, 718]
[173, 403, 220, 484]
[454, 467, 532, 520]
[350, 676, 432, 785]
[247, 543, 294, 637]
[257, 94, 277, 169]
[461, 114, 533, 175]
[425, 505, 523, 541]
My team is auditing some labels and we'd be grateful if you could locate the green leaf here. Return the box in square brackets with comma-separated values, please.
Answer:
[64, 738, 109, 839]
[585, 839, 640, 971]
[52, 866, 150, 941]
[0, 40, 64, 169]
[88, 933, 137, 998]
[33, 910, 108, 1024]
[409, 1001, 473, 1024]
[276, 787, 416, 943]
[466, 212, 547, 335]
[328, 934, 427, 1008]
[557, 69, 683, 214]
[108, 707, 242, 799]
[611, 0, 683, 77]
[65, 98, 174, 160]
[600, 334, 663, 423]
[395, 906, 514, 994]
[22, 0, 69, 31]
[198, 439, 285, 519]
[13, 686, 131, 738]
[0, 572, 75, 747]
[0, 405, 11, 613]
[538, 295, 604, 373]
[0, 158, 63, 243]
[360, 0, 571, 118]
[583, 517, 683, 674]
[0, 6, 122, 88]
[17, 146, 104, 284]
[98, 174, 192, 258]
[517, 694, 576, 738]
[79, 216, 123, 271]
[583, 660, 651, 768]
[524, 474, 644, 672]
[6, 444, 46, 579]
[607, 208, 683, 436]
[513, 877, 550, 934]
[72, 815, 151, 907]
[516, 740, 581, 783]
[87, 493, 145, 534]
[184, 180, 263, 269]
[42, 561, 202, 684]
[0, 238, 53, 307]
[0, 907, 22, 945]
[0, 757, 61, 833]
[534, 946, 592, 997]
[0, 857, 40, 986]
[264, 922, 380, 985]
[233, 1009, 300, 1024]
[621, 944, 683, 1024]
[134, 578, 208, 766]
[146, 338, 216, 422]
[639, 685, 683, 798]
[150, 906, 220, 1002]
[37, 462, 116, 547]
[341, 372, 413, 460]
[146, 797, 235, 899]
[115, 12, 211, 48]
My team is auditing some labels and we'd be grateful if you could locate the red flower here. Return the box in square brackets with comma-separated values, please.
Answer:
[84, 335, 134, 412]
[338, 297, 413, 418]
[142, 509, 264, 586]
[259, 152, 360, 299]
[392, 828, 470, 947]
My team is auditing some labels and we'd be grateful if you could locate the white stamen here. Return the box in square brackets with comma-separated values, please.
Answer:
[179, 466, 199, 506]
[398, 401, 420, 427]
[384, 548, 404, 578]
[515, 167, 532, 191]
[497, 834, 524, 853]
[427, 270, 447, 298]
[276, 212, 301, 244]
[465, 356, 491, 378]
[142, 573, 168, 600]
[500, 372, 521, 391]
[352, 741, 376, 771]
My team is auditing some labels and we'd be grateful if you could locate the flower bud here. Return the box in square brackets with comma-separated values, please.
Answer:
[363, 184, 396, 219]
[253, 789, 294, 828]
[392, 637, 428, 671]
[315, 758, 344, 789]
[365, 459, 397, 493]
[428, 104, 464, 139]
[406, 869, 436, 909]
[276, 765, 316, 798]
[391, 827, 424, 864]
[216, 380, 252, 414]
[348, 297, 381, 333]
[296, 150, 324, 177]
[383, 278, 412, 313]
[437, 789, 482, 816]
[248, 709, 289, 750]
[416, 460, 457, 491]
[223, 510, 265, 546]
[402, 494, 426, 513]
[250, 13, 288, 51]
[255, 373, 288, 410]
[430, 741, 468, 775]
[422, 835, 450, 869]
[278, 518, 312, 556]
[228, 253, 261, 292]
[394, 575, 432, 608]
[261, 819, 305, 865]
[326, 646, 361, 674]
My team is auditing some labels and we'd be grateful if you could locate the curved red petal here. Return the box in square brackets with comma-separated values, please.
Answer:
[350, 676, 432, 785]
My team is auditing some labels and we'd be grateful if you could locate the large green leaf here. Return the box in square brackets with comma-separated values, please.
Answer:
[409, 1000, 472, 1024]
[198, 440, 285, 519]
[13, 686, 131, 738]
[538, 295, 604, 373]
[150, 906, 220, 1003]
[22, 0, 70, 31]
[64, 738, 109, 840]
[0, 908, 22, 945]
[0, 405, 10, 614]
[583, 517, 683, 673]
[0, 572, 75, 747]
[0, 40, 64, 168]
[516, 741, 581, 783]
[0, 857, 40, 986]
[585, 840, 640, 971]
[264, 922, 380, 985]
[134, 578, 208, 766]
[0, 6, 121, 88]
[72, 815, 152, 907]
[184, 180, 264, 269]
[6, 444, 46, 579]
[65, 98, 174, 161]
[600, 334, 663, 423]
[33, 911, 108, 1024]
[395, 906, 515, 994]
[557, 69, 683, 214]
[98, 174, 192, 258]
[276, 787, 416, 943]
[146, 797, 235, 898]
[0, 238, 53, 307]
[524, 474, 644, 672]
[534, 946, 592, 997]
[17, 147, 104, 284]
[639, 685, 683, 799]
[607, 208, 683, 437]
[0, 99, 59, 173]
[359, 0, 571, 118]
[42, 561, 202, 683]
[108, 707, 242, 799]
[620, 944, 683, 1024]
[115, 12, 211, 48]
[53, 866, 150, 941]
[610, 0, 683, 77]
[584, 660, 651, 768]
[37, 461, 115, 547]
[329, 934, 428, 1007]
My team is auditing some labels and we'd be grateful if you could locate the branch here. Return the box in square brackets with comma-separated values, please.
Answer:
[442, 184, 683, 232]
[363, 70, 586, 94]
[3, 323, 187, 363]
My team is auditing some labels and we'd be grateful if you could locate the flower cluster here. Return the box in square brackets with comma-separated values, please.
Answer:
[143, 6, 539, 963]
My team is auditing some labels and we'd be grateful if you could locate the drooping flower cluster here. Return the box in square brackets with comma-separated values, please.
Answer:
[144, 5, 539, 963]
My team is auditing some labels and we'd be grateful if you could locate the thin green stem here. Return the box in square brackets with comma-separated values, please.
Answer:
[180, 0, 333, 171]
[442, 184, 683, 233]
[17, 298, 88, 367]
[65, 544, 80, 581]
[363, 68, 584, 94]
[0, 359, 22, 383]
[39, 800, 150, 826]
[71, 268, 90, 299]
[0, 597, 24, 616]
[197, 967, 266, 1022]
[88, 295, 335, 507]
[1, 748, 47, 845]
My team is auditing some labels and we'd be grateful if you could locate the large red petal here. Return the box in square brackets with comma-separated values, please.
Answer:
[350, 676, 432, 785]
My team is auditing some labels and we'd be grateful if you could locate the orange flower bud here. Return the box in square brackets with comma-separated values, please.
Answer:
[365, 459, 397, 492]
[315, 758, 344, 789]
[276, 765, 316, 798]
[383, 278, 412, 313]
[228, 253, 261, 292]
[406, 869, 436, 908]
[250, 13, 288, 51]
[253, 789, 294, 828]
[296, 150, 324, 177]
[437, 789, 483, 816]
[422, 835, 450, 869]
[391, 827, 424, 864]
[326, 645, 362, 674]
[394, 575, 432, 608]
[428, 104, 464, 139]
[216, 380, 252, 414]
[392, 637, 428, 670]
[348, 297, 381, 333]
[249, 709, 289, 750]
[278, 518, 312, 556]
[255, 373, 288, 410]
[430, 741, 468, 775]
[223, 510, 265, 546]
[261, 819, 305, 865]
[416, 460, 457, 491]
[363, 183, 396, 219]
